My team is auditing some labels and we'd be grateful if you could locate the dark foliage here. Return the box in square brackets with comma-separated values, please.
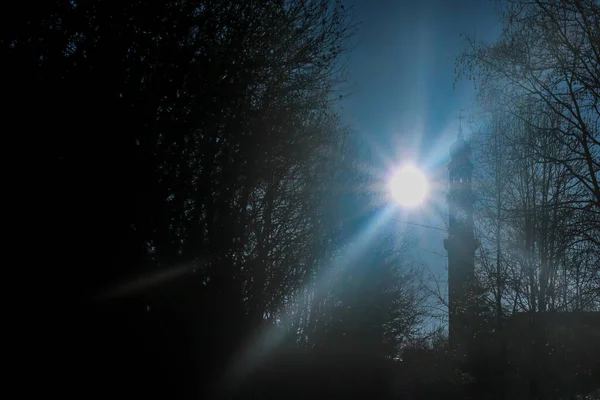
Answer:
[2, 1, 422, 398]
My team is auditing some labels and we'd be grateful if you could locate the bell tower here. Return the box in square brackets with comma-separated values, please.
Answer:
[444, 114, 477, 356]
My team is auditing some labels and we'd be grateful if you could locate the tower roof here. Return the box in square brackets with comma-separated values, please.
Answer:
[450, 134, 471, 159]
[449, 113, 472, 161]
[450, 111, 471, 158]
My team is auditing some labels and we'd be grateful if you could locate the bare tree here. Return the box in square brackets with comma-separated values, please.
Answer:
[458, 0, 600, 211]
[458, 0, 600, 315]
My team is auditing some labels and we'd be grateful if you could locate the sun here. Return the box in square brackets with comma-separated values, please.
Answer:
[389, 165, 429, 207]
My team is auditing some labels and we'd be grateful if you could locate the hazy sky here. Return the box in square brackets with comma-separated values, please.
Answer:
[340, 0, 501, 276]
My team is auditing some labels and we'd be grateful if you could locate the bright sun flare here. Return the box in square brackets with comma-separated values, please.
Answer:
[389, 165, 429, 207]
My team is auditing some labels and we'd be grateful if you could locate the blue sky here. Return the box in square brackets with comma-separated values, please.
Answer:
[339, 0, 501, 278]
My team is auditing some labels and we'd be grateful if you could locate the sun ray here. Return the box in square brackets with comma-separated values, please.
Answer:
[222, 205, 397, 390]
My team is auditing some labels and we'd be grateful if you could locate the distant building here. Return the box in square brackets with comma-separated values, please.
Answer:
[501, 311, 600, 399]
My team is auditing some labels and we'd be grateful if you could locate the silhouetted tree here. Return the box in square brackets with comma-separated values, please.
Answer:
[4, 2, 437, 398]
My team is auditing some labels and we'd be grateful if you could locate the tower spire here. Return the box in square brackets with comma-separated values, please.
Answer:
[457, 109, 465, 141]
